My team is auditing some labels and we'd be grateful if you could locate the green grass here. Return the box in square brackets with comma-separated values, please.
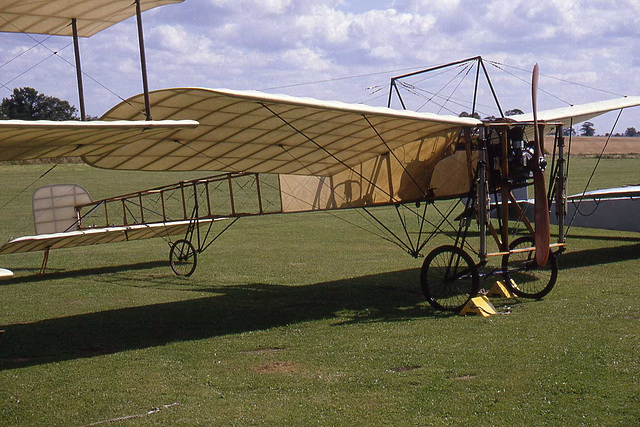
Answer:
[0, 159, 638, 426]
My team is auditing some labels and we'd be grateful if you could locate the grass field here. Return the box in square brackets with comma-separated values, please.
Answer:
[544, 136, 640, 156]
[0, 159, 638, 426]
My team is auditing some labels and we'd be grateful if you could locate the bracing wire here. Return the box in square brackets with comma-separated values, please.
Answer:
[565, 109, 624, 236]
[0, 163, 59, 212]
[0, 3, 146, 110]
[486, 59, 626, 98]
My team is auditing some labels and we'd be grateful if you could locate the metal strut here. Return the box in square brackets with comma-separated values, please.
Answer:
[387, 56, 505, 119]
[135, 0, 152, 120]
[71, 18, 86, 121]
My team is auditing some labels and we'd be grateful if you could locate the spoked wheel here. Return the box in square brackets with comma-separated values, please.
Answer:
[421, 245, 479, 312]
[502, 236, 558, 299]
[170, 239, 198, 277]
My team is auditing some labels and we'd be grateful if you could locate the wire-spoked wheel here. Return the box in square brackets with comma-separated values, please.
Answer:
[421, 245, 479, 312]
[170, 239, 198, 277]
[502, 236, 558, 299]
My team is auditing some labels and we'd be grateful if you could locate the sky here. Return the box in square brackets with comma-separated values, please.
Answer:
[1, 0, 639, 134]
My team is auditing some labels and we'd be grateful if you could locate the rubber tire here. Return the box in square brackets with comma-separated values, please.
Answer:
[170, 239, 198, 277]
[502, 236, 558, 299]
[421, 245, 479, 312]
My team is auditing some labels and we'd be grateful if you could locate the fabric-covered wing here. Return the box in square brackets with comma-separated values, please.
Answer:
[0, 120, 198, 161]
[512, 96, 640, 128]
[91, 87, 481, 176]
[0, 219, 221, 254]
[0, 0, 183, 37]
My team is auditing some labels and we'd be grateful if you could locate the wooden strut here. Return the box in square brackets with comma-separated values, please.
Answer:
[135, 0, 152, 120]
[71, 18, 86, 121]
[499, 130, 510, 251]
[39, 247, 51, 276]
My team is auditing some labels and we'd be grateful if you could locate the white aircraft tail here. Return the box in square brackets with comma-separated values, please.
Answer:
[33, 184, 92, 235]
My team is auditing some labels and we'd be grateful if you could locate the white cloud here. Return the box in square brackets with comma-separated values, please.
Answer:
[0, 0, 637, 131]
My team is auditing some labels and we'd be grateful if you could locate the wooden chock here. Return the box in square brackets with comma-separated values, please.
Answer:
[459, 296, 497, 317]
[488, 280, 517, 298]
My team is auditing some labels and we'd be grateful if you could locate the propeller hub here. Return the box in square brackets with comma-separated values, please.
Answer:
[539, 156, 547, 171]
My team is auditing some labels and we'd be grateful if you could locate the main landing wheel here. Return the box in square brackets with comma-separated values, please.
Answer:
[170, 239, 198, 277]
[421, 245, 479, 312]
[502, 236, 558, 299]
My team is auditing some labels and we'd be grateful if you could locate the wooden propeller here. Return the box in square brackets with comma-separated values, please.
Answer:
[532, 63, 550, 267]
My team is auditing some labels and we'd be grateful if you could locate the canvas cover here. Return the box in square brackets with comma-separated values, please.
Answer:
[96, 87, 481, 209]
[512, 96, 640, 129]
[0, 218, 220, 254]
[95, 87, 640, 212]
[0, 119, 198, 161]
[0, 0, 184, 37]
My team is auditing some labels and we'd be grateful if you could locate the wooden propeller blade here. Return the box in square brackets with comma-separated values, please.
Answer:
[532, 63, 550, 267]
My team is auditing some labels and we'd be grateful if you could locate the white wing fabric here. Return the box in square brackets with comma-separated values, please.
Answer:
[512, 96, 640, 128]
[0, 0, 184, 37]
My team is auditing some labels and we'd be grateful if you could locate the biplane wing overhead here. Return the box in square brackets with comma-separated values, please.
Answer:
[0, 120, 199, 162]
[0, 0, 184, 37]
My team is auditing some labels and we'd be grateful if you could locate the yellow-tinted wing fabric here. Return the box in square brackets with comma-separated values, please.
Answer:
[91, 87, 481, 176]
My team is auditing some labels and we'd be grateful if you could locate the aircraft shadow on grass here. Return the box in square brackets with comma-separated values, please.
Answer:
[0, 266, 442, 370]
[1, 240, 636, 370]
[558, 242, 640, 270]
[1, 261, 170, 284]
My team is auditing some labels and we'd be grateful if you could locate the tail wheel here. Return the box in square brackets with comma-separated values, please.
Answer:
[421, 245, 479, 312]
[502, 236, 558, 299]
[170, 239, 198, 277]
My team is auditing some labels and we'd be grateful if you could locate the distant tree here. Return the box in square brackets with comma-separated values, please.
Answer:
[580, 121, 595, 136]
[459, 111, 481, 119]
[505, 108, 524, 116]
[624, 127, 638, 137]
[0, 87, 78, 120]
[563, 127, 576, 136]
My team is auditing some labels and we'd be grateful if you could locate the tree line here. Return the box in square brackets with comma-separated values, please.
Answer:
[0, 87, 78, 120]
[563, 122, 639, 137]
[460, 109, 639, 138]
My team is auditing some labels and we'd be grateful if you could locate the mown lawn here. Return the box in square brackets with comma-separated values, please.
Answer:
[0, 159, 638, 426]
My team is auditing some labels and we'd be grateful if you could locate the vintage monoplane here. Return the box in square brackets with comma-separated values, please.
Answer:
[1, 1, 639, 312]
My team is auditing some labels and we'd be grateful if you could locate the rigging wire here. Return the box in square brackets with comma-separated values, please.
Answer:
[0, 4, 145, 111]
[413, 62, 474, 113]
[0, 51, 63, 91]
[402, 61, 472, 87]
[0, 163, 60, 212]
[486, 59, 626, 98]
[259, 64, 456, 92]
[397, 81, 462, 116]
[275, 142, 411, 249]
[436, 63, 475, 115]
[396, 81, 494, 117]
[565, 108, 624, 236]
[486, 60, 571, 106]
[0, 34, 56, 73]
[169, 134, 409, 251]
